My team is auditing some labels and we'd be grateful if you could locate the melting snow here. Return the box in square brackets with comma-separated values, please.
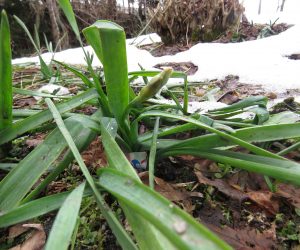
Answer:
[13, 0, 300, 93]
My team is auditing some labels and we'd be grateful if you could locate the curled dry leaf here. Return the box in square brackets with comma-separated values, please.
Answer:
[9, 223, 46, 250]
[217, 90, 240, 105]
[247, 191, 279, 215]
[205, 223, 276, 250]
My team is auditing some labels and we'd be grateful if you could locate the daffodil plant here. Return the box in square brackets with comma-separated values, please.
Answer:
[1, 1, 300, 250]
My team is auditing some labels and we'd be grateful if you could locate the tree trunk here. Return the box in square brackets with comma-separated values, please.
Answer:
[106, 0, 117, 19]
[45, 0, 61, 49]
[29, 1, 46, 32]
[44, 0, 69, 50]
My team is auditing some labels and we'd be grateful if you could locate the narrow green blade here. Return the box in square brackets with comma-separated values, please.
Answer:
[0, 163, 15, 172]
[13, 15, 40, 53]
[149, 117, 160, 189]
[209, 96, 268, 113]
[53, 60, 94, 88]
[0, 88, 98, 145]
[161, 148, 300, 186]
[0, 10, 12, 131]
[57, 0, 81, 40]
[156, 123, 300, 150]
[45, 183, 85, 250]
[14, 15, 52, 79]
[13, 87, 71, 99]
[0, 189, 92, 228]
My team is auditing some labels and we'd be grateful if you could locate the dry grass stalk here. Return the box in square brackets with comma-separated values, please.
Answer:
[148, 0, 245, 44]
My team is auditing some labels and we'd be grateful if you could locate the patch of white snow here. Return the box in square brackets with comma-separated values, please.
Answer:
[35, 84, 70, 100]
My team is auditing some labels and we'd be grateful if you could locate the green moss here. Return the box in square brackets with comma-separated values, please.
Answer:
[191, 29, 200, 42]
[201, 29, 223, 42]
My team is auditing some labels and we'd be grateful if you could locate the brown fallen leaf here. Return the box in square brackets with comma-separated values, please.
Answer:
[139, 172, 202, 214]
[176, 154, 196, 161]
[81, 137, 107, 169]
[195, 171, 248, 202]
[139, 172, 202, 201]
[25, 134, 46, 148]
[276, 183, 300, 209]
[46, 180, 71, 195]
[266, 92, 277, 99]
[194, 159, 219, 173]
[228, 171, 269, 192]
[217, 90, 240, 105]
[13, 97, 37, 109]
[205, 223, 276, 250]
[9, 224, 46, 250]
[247, 191, 279, 215]
[154, 177, 188, 201]
[196, 171, 279, 214]
[154, 61, 198, 75]
[9, 224, 29, 239]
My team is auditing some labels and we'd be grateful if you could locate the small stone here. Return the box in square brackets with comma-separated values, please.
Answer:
[267, 92, 277, 99]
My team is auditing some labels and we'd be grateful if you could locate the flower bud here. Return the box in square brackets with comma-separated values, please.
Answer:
[133, 67, 173, 104]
